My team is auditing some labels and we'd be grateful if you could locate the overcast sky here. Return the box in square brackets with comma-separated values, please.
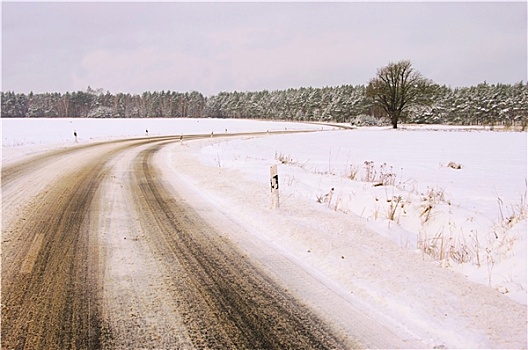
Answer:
[2, 2, 526, 96]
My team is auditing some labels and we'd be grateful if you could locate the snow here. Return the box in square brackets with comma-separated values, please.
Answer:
[1, 118, 331, 162]
[197, 126, 527, 304]
[2, 118, 527, 346]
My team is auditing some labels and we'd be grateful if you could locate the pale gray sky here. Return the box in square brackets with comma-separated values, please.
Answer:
[2, 2, 526, 96]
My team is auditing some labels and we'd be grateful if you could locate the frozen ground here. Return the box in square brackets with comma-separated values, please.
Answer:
[2, 118, 527, 347]
[198, 125, 528, 306]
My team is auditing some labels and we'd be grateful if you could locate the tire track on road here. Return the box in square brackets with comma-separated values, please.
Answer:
[1, 136, 176, 187]
[131, 142, 348, 349]
[1, 138, 178, 349]
[1, 131, 332, 349]
[1, 154, 110, 349]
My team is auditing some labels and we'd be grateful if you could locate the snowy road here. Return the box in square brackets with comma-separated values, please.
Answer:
[2, 130, 526, 349]
[2, 133, 352, 349]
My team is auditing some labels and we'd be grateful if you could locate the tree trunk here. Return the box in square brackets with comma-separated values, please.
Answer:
[391, 113, 399, 128]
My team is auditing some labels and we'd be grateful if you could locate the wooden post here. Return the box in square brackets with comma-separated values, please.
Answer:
[270, 165, 279, 209]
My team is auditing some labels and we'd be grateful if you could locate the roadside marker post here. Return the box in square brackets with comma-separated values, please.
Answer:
[270, 164, 279, 209]
[326, 188, 334, 209]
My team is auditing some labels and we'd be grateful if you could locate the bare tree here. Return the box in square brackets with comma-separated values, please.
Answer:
[367, 60, 434, 128]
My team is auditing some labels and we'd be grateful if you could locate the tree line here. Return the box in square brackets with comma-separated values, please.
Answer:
[1, 88, 206, 119]
[2, 64, 527, 128]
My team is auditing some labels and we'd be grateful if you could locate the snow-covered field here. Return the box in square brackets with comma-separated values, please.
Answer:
[1, 117, 327, 150]
[2, 118, 526, 308]
[200, 125, 528, 304]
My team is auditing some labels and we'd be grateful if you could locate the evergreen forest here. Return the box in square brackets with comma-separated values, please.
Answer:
[2, 82, 527, 128]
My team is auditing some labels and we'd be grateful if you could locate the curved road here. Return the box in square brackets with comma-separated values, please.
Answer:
[1, 134, 350, 349]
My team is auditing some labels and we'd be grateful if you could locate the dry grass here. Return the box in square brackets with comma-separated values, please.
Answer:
[446, 161, 463, 170]
[275, 152, 294, 165]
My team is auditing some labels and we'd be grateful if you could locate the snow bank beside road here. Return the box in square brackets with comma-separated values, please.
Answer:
[162, 131, 526, 349]
[199, 127, 527, 305]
